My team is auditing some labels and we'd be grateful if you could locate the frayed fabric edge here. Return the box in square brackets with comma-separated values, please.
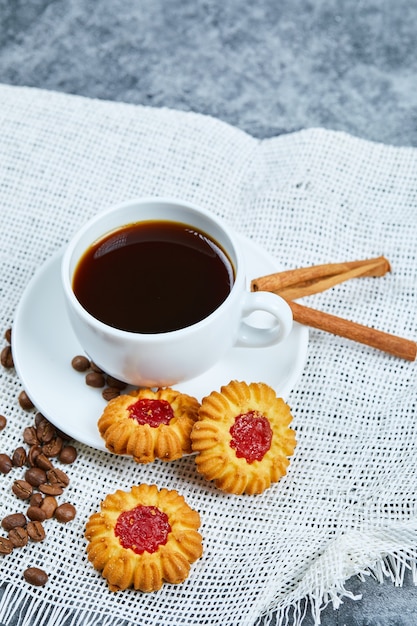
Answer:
[257, 553, 417, 626]
[0, 586, 126, 626]
[0, 554, 416, 626]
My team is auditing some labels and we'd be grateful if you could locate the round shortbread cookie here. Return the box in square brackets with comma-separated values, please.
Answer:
[191, 380, 296, 495]
[98, 387, 200, 463]
[85, 483, 203, 592]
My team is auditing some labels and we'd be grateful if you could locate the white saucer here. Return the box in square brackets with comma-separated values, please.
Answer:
[12, 236, 308, 452]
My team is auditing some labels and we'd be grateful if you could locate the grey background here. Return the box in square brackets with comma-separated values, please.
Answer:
[1, 1, 417, 624]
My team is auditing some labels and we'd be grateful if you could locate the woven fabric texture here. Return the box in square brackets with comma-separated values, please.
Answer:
[0, 84, 416, 626]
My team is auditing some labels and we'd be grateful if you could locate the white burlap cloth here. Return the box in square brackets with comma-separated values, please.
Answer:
[0, 84, 416, 626]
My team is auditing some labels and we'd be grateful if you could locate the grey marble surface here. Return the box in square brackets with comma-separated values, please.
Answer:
[1, 1, 417, 624]
[1, 0, 417, 147]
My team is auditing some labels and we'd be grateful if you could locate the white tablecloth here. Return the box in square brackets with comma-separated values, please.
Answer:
[0, 84, 416, 626]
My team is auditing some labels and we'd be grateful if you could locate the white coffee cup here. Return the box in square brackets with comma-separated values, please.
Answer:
[61, 197, 293, 387]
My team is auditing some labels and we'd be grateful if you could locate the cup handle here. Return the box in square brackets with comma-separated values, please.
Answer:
[236, 291, 293, 347]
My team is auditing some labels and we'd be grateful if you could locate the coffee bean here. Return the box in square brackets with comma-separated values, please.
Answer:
[85, 371, 105, 388]
[12, 479, 33, 500]
[0, 536, 14, 554]
[58, 445, 77, 465]
[40, 496, 57, 519]
[71, 355, 90, 372]
[35, 452, 53, 471]
[12, 446, 27, 467]
[4, 328, 12, 344]
[39, 483, 63, 496]
[47, 467, 69, 487]
[0, 381, 80, 567]
[27, 506, 47, 522]
[1, 513, 27, 531]
[18, 391, 34, 411]
[102, 386, 120, 401]
[8, 526, 28, 548]
[27, 445, 42, 467]
[23, 567, 48, 586]
[54, 503, 76, 523]
[34, 412, 46, 427]
[1, 513, 26, 532]
[55, 427, 71, 442]
[0, 453, 13, 474]
[90, 361, 104, 373]
[1, 345, 14, 369]
[42, 437, 63, 457]
[25, 467, 47, 487]
[105, 375, 127, 390]
[23, 426, 39, 446]
[27, 520, 45, 542]
[36, 419, 55, 444]
[29, 493, 44, 508]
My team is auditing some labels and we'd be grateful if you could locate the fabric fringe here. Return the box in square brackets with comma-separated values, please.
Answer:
[1, 554, 416, 626]
[0, 586, 126, 626]
[257, 552, 417, 626]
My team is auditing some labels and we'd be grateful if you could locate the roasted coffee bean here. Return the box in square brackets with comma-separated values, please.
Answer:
[25, 467, 47, 487]
[105, 375, 127, 390]
[34, 412, 46, 427]
[27, 445, 42, 467]
[8, 526, 28, 548]
[42, 437, 63, 457]
[35, 452, 53, 471]
[24, 567, 48, 586]
[27, 520, 45, 542]
[0, 453, 13, 474]
[40, 496, 57, 519]
[12, 479, 33, 500]
[36, 419, 55, 444]
[58, 445, 77, 465]
[23, 426, 39, 446]
[38, 483, 63, 496]
[1, 513, 27, 531]
[102, 386, 120, 401]
[27, 506, 47, 522]
[47, 467, 69, 488]
[18, 391, 34, 411]
[55, 427, 71, 442]
[0, 536, 14, 554]
[29, 493, 43, 508]
[0, 414, 7, 431]
[4, 328, 12, 344]
[90, 361, 104, 373]
[71, 355, 90, 372]
[1, 345, 14, 369]
[85, 371, 105, 388]
[54, 503, 76, 523]
[12, 446, 27, 467]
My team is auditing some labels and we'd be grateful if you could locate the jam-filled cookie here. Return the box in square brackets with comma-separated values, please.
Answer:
[98, 387, 200, 463]
[85, 484, 203, 592]
[191, 380, 296, 495]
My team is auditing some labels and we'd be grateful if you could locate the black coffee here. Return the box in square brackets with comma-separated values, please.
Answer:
[72, 220, 235, 333]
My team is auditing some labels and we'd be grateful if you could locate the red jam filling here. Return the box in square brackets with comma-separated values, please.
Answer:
[114, 505, 171, 554]
[229, 411, 272, 463]
[127, 398, 174, 427]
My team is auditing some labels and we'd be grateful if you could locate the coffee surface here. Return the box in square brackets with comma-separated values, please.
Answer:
[72, 220, 234, 333]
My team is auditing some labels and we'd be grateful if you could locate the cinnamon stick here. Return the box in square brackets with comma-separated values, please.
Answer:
[277, 261, 390, 300]
[251, 256, 391, 298]
[288, 300, 417, 361]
